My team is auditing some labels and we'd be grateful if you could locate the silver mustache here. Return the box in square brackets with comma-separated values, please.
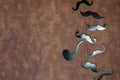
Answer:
[81, 62, 99, 72]
[75, 31, 96, 43]
[86, 45, 105, 58]
[86, 24, 107, 31]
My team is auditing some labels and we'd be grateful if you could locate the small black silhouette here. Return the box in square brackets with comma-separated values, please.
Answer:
[72, 0, 93, 11]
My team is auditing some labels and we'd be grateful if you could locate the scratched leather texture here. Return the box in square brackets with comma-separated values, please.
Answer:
[0, 0, 119, 80]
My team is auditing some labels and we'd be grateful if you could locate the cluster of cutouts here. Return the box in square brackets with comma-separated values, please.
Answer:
[62, 0, 114, 80]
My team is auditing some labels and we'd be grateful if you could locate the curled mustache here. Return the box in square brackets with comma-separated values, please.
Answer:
[72, 0, 93, 11]
[81, 62, 99, 73]
[62, 41, 83, 61]
[86, 45, 105, 58]
[86, 24, 107, 31]
[80, 11, 104, 20]
[94, 68, 114, 80]
[75, 31, 96, 44]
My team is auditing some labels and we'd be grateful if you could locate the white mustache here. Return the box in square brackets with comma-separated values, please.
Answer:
[81, 62, 96, 68]
[81, 34, 96, 43]
[86, 24, 107, 31]
[75, 32, 96, 43]
[81, 62, 98, 72]
[86, 45, 105, 58]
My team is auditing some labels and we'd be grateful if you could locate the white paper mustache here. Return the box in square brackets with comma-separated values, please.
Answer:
[75, 31, 96, 43]
[86, 24, 107, 31]
[81, 62, 99, 72]
[86, 45, 105, 58]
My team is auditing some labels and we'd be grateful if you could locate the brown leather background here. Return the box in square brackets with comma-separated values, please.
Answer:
[0, 0, 120, 80]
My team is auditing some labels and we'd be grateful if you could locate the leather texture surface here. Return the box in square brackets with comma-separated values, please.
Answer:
[0, 0, 119, 80]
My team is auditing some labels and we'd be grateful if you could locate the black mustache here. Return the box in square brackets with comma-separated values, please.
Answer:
[72, 0, 93, 11]
[80, 11, 104, 20]
[94, 68, 114, 80]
